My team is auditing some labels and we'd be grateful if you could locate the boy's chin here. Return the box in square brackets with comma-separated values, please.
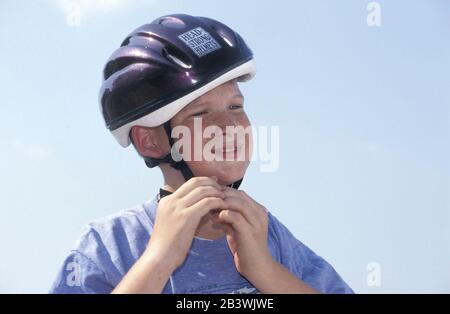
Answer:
[213, 163, 249, 186]
[188, 161, 249, 186]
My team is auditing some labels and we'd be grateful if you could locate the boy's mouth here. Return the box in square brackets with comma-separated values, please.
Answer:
[211, 142, 243, 158]
[212, 147, 238, 160]
[212, 146, 237, 154]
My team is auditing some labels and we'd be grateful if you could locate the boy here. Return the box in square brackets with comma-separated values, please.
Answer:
[50, 13, 353, 294]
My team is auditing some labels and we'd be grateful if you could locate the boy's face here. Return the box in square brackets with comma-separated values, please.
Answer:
[170, 79, 252, 185]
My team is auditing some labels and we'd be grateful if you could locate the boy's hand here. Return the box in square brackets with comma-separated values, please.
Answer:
[216, 187, 274, 283]
[145, 176, 227, 272]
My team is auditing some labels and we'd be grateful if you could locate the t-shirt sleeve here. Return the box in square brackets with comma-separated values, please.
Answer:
[268, 212, 354, 294]
[49, 250, 114, 294]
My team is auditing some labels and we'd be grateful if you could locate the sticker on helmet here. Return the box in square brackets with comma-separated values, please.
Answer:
[178, 27, 221, 57]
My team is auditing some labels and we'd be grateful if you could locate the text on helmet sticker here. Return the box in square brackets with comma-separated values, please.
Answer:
[178, 27, 221, 58]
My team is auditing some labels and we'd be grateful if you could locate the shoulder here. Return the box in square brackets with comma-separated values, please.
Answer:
[50, 197, 159, 293]
[82, 198, 156, 245]
[266, 211, 354, 294]
[77, 197, 157, 260]
[266, 211, 311, 262]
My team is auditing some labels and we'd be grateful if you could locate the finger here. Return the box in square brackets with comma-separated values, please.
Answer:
[181, 185, 225, 208]
[223, 187, 268, 221]
[220, 222, 234, 235]
[223, 196, 258, 228]
[218, 209, 248, 235]
[238, 190, 268, 214]
[185, 196, 228, 219]
[175, 176, 222, 198]
[223, 187, 256, 207]
[225, 230, 238, 255]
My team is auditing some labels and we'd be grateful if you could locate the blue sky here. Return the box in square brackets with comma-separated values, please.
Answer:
[0, 0, 449, 293]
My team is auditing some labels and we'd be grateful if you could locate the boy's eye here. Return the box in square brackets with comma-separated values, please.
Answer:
[229, 104, 243, 110]
[190, 110, 208, 117]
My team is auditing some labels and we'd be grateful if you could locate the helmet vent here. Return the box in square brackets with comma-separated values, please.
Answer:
[158, 16, 186, 29]
[162, 47, 192, 69]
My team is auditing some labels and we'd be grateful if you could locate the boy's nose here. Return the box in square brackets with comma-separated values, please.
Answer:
[216, 115, 238, 130]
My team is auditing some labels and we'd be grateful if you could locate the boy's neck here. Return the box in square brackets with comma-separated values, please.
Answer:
[160, 164, 186, 192]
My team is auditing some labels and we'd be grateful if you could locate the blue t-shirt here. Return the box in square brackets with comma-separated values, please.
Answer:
[49, 195, 353, 294]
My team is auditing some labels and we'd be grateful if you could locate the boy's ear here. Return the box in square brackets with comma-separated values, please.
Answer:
[130, 126, 169, 159]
